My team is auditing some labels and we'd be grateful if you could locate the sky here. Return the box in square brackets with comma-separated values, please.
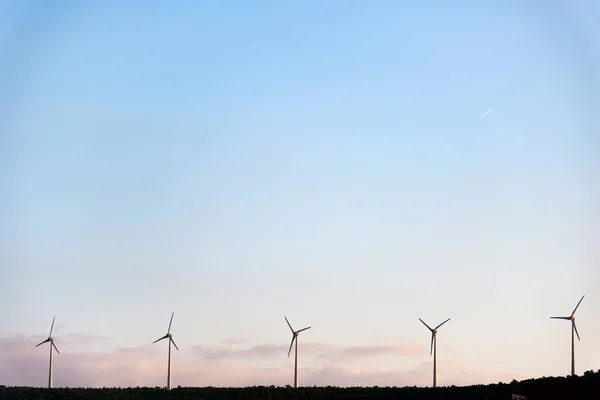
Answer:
[1, 0, 599, 389]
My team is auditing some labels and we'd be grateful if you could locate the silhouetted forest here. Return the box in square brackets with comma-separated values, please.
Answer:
[2, 369, 599, 400]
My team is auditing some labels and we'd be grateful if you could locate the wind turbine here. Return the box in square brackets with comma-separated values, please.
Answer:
[419, 317, 450, 388]
[285, 316, 311, 388]
[153, 312, 179, 390]
[550, 295, 585, 376]
[35, 316, 60, 389]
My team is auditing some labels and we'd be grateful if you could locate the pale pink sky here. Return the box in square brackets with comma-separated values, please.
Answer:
[1, 333, 526, 388]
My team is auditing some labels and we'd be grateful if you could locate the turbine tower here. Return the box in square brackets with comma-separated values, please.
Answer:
[550, 295, 585, 377]
[285, 316, 311, 388]
[35, 316, 60, 389]
[153, 312, 179, 390]
[419, 317, 450, 388]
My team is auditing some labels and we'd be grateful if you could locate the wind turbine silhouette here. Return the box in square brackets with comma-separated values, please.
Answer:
[285, 316, 311, 388]
[550, 295, 585, 376]
[35, 316, 60, 389]
[153, 312, 179, 390]
[419, 317, 451, 388]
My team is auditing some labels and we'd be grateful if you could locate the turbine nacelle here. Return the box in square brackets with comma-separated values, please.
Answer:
[550, 295, 584, 342]
[35, 317, 60, 353]
[419, 317, 451, 358]
[153, 312, 179, 351]
[285, 316, 311, 356]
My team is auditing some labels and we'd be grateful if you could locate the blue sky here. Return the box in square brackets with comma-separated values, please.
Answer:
[1, 0, 599, 388]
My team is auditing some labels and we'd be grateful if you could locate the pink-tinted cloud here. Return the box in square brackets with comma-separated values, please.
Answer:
[191, 342, 331, 360]
[337, 343, 426, 359]
[0, 335, 526, 388]
[62, 334, 111, 345]
[220, 337, 249, 346]
[191, 341, 423, 363]
[25, 333, 111, 352]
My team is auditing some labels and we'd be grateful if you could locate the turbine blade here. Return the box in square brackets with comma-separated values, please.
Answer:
[49, 317, 56, 337]
[285, 316, 294, 333]
[153, 335, 168, 344]
[419, 318, 433, 332]
[297, 326, 311, 333]
[573, 321, 581, 341]
[168, 312, 174, 334]
[170, 337, 180, 351]
[430, 334, 435, 356]
[550, 317, 571, 320]
[435, 318, 451, 330]
[52, 341, 60, 354]
[35, 338, 50, 347]
[571, 295, 585, 316]
[287, 336, 296, 357]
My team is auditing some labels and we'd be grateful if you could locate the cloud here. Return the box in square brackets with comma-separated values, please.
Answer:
[191, 341, 422, 363]
[191, 342, 331, 360]
[336, 343, 426, 359]
[220, 337, 249, 346]
[0, 335, 526, 388]
[62, 334, 111, 345]
[25, 332, 111, 352]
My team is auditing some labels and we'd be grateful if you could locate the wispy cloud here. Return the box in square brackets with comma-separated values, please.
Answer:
[191, 343, 330, 360]
[62, 334, 112, 345]
[0, 336, 526, 388]
[336, 343, 425, 359]
[220, 337, 249, 346]
[26, 332, 111, 352]
[191, 340, 425, 364]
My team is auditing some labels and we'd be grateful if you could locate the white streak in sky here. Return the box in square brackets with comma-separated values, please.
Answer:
[480, 108, 493, 118]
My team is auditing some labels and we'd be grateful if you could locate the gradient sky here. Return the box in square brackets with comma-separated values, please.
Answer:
[1, 0, 599, 389]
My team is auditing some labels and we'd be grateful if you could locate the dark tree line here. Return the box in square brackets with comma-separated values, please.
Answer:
[1, 369, 599, 400]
